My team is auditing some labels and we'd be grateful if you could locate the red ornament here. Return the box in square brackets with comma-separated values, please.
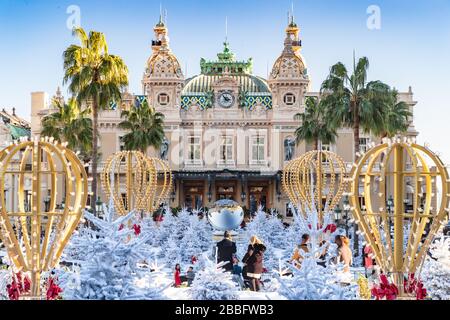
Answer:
[7, 278, 20, 300]
[15, 272, 24, 293]
[404, 273, 427, 300]
[132, 224, 141, 236]
[191, 256, 198, 264]
[46, 276, 63, 300]
[371, 274, 399, 300]
[23, 275, 31, 292]
[118, 224, 124, 231]
[324, 224, 337, 233]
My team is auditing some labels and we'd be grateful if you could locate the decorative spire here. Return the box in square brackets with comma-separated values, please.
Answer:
[157, 3, 165, 27]
[289, 2, 297, 27]
[152, 11, 170, 51]
[225, 16, 228, 43]
[52, 86, 64, 105]
[284, 5, 301, 53]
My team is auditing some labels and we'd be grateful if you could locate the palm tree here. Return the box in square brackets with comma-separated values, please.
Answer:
[41, 98, 93, 161]
[294, 96, 337, 150]
[63, 28, 129, 215]
[320, 55, 410, 254]
[373, 90, 412, 138]
[118, 100, 165, 153]
[320, 55, 391, 158]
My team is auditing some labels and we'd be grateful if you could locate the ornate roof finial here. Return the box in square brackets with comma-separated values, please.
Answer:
[289, 2, 297, 27]
[225, 16, 228, 43]
[291, 2, 294, 23]
[52, 86, 64, 105]
[156, 4, 165, 27]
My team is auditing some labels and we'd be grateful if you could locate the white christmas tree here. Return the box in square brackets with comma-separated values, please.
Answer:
[60, 209, 165, 300]
[285, 204, 305, 254]
[133, 257, 173, 299]
[178, 214, 213, 264]
[155, 207, 213, 267]
[190, 253, 239, 300]
[277, 205, 357, 300]
[420, 236, 450, 300]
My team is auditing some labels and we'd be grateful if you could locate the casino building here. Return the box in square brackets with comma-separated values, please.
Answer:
[30, 15, 418, 217]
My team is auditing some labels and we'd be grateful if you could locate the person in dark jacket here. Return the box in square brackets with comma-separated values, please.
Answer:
[216, 231, 237, 272]
[245, 243, 267, 291]
[242, 236, 263, 282]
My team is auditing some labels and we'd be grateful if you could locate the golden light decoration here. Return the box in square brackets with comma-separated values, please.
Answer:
[101, 151, 172, 216]
[282, 150, 347, 218]
[0, 137, 88, 298]
[357, 274, 371, 300]
[144, 157, 172, 213]
[349, 137, 450, 294]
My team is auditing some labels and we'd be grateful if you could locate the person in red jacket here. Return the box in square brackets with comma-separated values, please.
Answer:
[363, 244, 375, 277]
[174, 264, 182, 287]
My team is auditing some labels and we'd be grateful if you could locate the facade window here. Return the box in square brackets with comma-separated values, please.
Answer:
[320, 142, 331, 152]
[188, 136, 201, 162]
[251, 136, 265, 162]
[157, 93, 170, 106]
[220, 136, 233, 162]
[320, 142, 331, 163]
[283, 93, 296, 106]
[359, 137, 370, 153]
[119, 136, 125, 152]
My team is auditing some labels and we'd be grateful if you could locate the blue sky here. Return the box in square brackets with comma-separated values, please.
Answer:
[1, 0, 450, 160]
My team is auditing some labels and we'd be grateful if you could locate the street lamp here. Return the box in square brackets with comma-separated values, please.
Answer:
[95, 197, 103, 216]
[334, 205, 342, 225]
[387, 195, 394, 214]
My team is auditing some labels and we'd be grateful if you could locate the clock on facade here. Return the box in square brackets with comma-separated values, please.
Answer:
[218, 92, 234, 108]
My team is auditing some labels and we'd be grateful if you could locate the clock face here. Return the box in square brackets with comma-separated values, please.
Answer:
[218, 92, 234, 108]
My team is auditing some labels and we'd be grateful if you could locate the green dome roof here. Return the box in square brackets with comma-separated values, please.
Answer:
[182, 74, 270, 94]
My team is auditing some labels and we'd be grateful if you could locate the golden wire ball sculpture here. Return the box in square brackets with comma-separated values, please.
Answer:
[144, 157, 172, 214]
[282, 150, 347, 219]
[101, 151, 172, 216]
[348, 137, 450, 294]
[0, 137, 88, 298]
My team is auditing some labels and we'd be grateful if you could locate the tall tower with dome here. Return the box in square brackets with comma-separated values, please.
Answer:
[142, 15, 184, 124]
[269, 14, 310, 111]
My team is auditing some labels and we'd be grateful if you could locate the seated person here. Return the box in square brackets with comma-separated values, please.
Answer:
[185, 266, 195, 287]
